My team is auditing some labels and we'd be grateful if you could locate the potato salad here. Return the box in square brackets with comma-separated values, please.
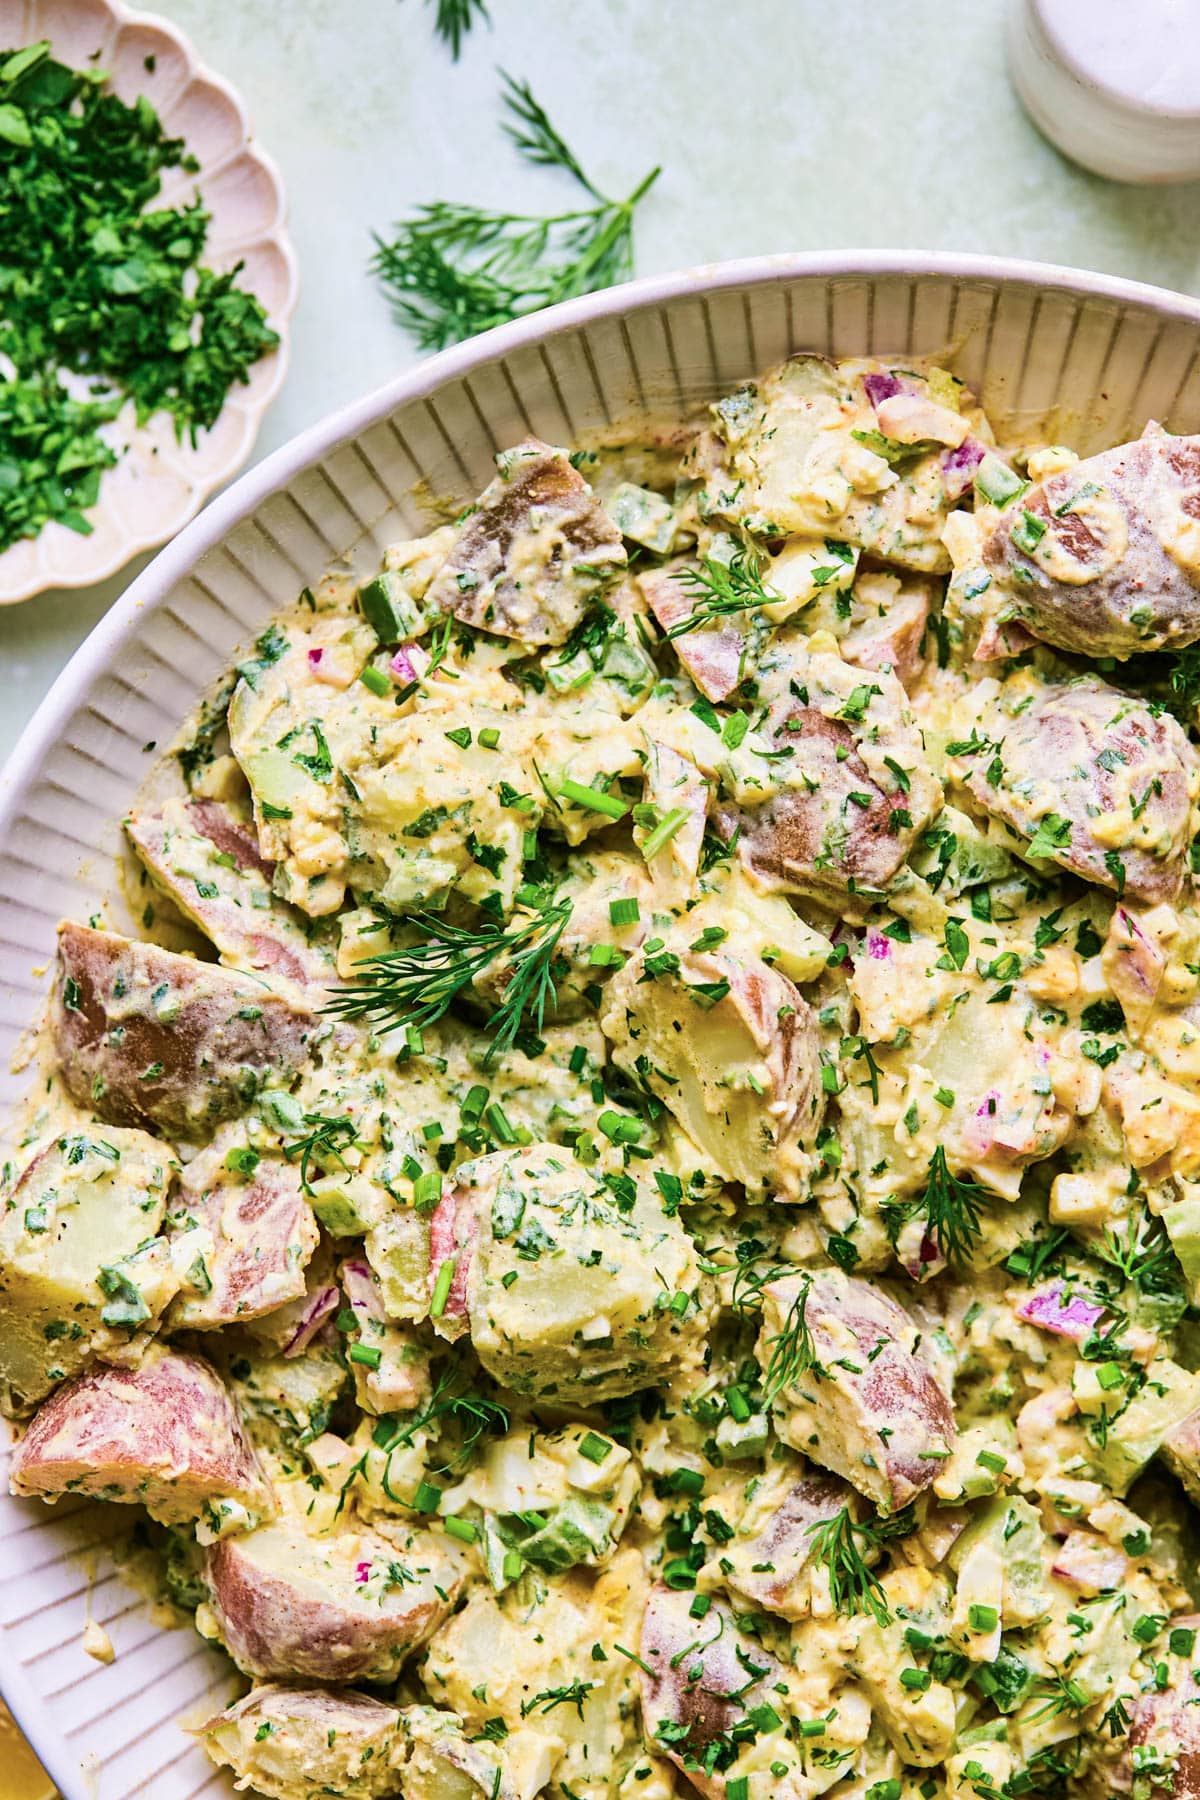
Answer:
[8, 355, 1200, 1800]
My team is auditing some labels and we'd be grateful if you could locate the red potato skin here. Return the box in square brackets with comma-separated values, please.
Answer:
[428, 1184, 476, 1331]
[639, 1586, 784, 1800]
[764, 1271, 955, 1511]
[843, 580, 931, 688]
[204, 1526, 461, 1682]
[167, 1157, 318, 1328]
[956, 679, 1195, 906]
[716, 708, 916, 897]
[425, 440, 625, 645]
[726, 1475, 849, 1617]
[126, 801, 329, 992]
[9, 1348, 272, 1524]
[640, 566, 754, 702]
[1129, 1621, 1200, 1798]
[51, 922, 313, 1138]
[983, 424, 1200, 658]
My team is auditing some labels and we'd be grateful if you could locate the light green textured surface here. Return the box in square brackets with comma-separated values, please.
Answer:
[1, 0, 1199, 769]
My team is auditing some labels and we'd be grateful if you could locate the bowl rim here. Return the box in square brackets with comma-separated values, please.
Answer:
[5, 246, 1200, 1794]
[0, 0, 300, 605]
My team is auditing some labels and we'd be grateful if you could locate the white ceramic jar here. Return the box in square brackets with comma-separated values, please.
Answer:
[1008, 0, 1200, 183]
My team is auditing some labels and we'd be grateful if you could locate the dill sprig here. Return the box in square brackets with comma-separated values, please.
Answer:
[805, 1505, 914, 1627]
[280, 1112, 359, 1194]
[326, 895, 572, 1064]
[664, 551, 773, 639]
[1097, 1211, 1176, 1291]
[377, 1353, 510, 1471]
[371, 73, 660, 350]
[424, 0, 488, 58]
[760, 1278, 817, 1401]
[886, 1147, 989, 1268]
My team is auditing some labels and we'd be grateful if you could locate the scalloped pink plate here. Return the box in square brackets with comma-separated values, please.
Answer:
[0, 0, 298, 603]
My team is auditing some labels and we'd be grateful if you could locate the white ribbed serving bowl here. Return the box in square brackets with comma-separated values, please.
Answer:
[0, 0, 297, 603]
[4, 253, 1200, 1798]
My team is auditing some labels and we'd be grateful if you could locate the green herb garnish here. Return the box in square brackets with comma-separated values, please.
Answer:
[371, 74, 659, 350]
[0, 41, 277, 549]
[326, 895, 572, 1064]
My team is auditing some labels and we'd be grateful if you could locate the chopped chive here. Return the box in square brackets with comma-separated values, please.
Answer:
[725, 1385, 752, 1422]
[444, 1514, 479, 1543]
[348, 1343, 382, 1369]
[640, 806, 689, 860]
[430, 1255, 457, 1318]
[413, 1480, 443, 1513]
[502, 1550, 524, 1581]
[486, 1101, 517, 1143]
[559, 777, 629, 819]
[478, 727, 501, 750]
[577, 1431, 612, 1464]
[609, 896, 641, 926]
[359, 664, 391, 696]
[412, 1169, 442, 1211]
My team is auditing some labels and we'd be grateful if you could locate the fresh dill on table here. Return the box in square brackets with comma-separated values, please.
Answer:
[371, 73, 660, 350]
[326, 895, 572, 1063]
[423, 0, 489, 58]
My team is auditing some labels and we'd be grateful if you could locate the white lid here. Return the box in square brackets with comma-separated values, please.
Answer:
[1037, 0, 1200, 116]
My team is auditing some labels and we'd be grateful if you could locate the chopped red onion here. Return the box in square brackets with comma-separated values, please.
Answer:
[863, 371, 904, 408]
[307, 647, 324, 666]
[941, 438, 986, 500]
[281, 1283, 339, 1357]
[1016, 1281, 1104, 1341]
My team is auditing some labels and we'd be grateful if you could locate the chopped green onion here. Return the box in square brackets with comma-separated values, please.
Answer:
[359, 663, 391, 697]
[430, 1255, 457, 1318]
[348, 1343, 382, 1369]
[559, 777, 629, 819]
[577, 1432, 612, 1465]
[444, 1515, 479, 1543]
[640, 806, 689, 860]
[609, 896, 641, 926]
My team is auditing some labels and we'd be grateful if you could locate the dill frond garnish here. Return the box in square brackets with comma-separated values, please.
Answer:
[885, 1147, 989, 1268]
[731, 1258, 819, 1402]
[375, 1353, 510, 1471]
[280, 1112, 359, 1194]
[804, 1505, 915, 1627]
[423, 0, 488, 58]
[759, 1278, 817, 1401]
[664, 551, 773, 639]
[371, 74, 660, 350]
[325, 895, 572, 1064]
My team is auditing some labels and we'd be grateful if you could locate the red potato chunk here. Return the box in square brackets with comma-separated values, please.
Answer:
[0, 1127, 178, 1409]
[9, 1345, 273, 1529]
[638, 1586, 789, 1800]
[841, 571, 932, 689]
[51, 922, 314, 1139]
[982, 423, 1200, 658]
[425, 440, 626, 645]
[950, 673, 1198, 905]
[639, 739, 709, 881]
[437, 1145, 711, 1402]
[716, 647, 942, 901]
[760, 1269, 955, 1512]
[164, 1148, 318, 1330]
[126, 797, 332, 994]
[600, 941, 825, 1201]
[718, 1472, 850, 1620]
[203, 1516, 465, 1681]
[339, 1255, 431, 1413]
[201, 1685, 404, 1800]
[1130, 1625, 1200, 1799]
[640, 564, 762, 702]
